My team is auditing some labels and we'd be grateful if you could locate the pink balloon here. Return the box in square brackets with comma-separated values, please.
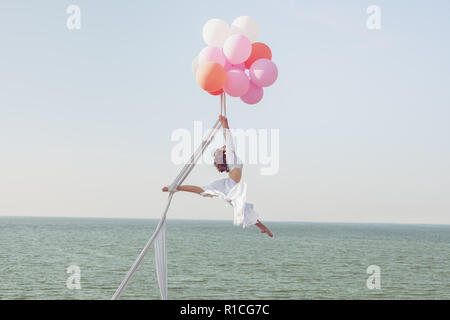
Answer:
[249, 58, 278, 87]
[198, 46, 226, 66]
[223, 34, 252, 65]
[241, 81, 263, 104]
[224, 69, 250, 97]
[225, 61, 245, 71]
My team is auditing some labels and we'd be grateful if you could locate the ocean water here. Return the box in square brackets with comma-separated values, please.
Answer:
[0, 217, 449, 300]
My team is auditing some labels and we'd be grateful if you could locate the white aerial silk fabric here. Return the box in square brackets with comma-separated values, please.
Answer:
[152, 121, 222, 300]
[154, 219, 167, 300]
[112, 119, 222, 300]
[201, 178, 259, 228]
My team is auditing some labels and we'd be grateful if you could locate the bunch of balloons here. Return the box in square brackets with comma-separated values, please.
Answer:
[192, 16, 278, 105]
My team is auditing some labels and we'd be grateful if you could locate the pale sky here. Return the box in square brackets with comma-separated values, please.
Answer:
[1, 1, 449, 224]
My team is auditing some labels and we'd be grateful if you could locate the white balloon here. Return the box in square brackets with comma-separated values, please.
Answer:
[192, 56, 199, 74]
[202, 18, 230, 47]
[230, 16, 259, 42]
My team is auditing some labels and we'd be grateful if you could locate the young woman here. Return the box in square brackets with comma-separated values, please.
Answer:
[162, 115, 273, 237]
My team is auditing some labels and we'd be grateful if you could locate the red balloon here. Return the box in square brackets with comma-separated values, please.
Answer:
[209, 88, 224, 96]
[245, 42, 272, 69]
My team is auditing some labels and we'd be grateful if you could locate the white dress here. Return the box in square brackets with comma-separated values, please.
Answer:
[200, 129, 259, 228]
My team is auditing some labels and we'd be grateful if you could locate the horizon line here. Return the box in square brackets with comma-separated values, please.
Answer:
[0, 215, 449, 227]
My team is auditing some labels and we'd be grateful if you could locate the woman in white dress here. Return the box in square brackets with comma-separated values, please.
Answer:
[162, 115, 273, 237]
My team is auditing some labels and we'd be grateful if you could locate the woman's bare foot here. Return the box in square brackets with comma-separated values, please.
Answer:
[255, 220, 273, 238]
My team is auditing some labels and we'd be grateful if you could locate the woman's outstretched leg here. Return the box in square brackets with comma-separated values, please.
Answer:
[255, 220, 273, 237]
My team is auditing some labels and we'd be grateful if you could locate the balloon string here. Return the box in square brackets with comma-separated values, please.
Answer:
[220, 93, 226, 138]
[223, 93, 227, 116]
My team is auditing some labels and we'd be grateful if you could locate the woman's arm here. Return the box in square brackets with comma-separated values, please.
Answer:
[220, 115, 236, 154]
[162, 185, 204, 194]
[219, 116, 242, 183]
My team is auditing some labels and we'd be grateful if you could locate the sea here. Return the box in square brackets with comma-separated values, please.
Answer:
[0, 217, 449, 300]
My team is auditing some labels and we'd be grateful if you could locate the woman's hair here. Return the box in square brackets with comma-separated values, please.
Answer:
[214, 148, 229, 173]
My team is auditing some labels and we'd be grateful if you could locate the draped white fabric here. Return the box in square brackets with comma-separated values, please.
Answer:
[154, 219, 167, 300]
[111, 118, 221, 300]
